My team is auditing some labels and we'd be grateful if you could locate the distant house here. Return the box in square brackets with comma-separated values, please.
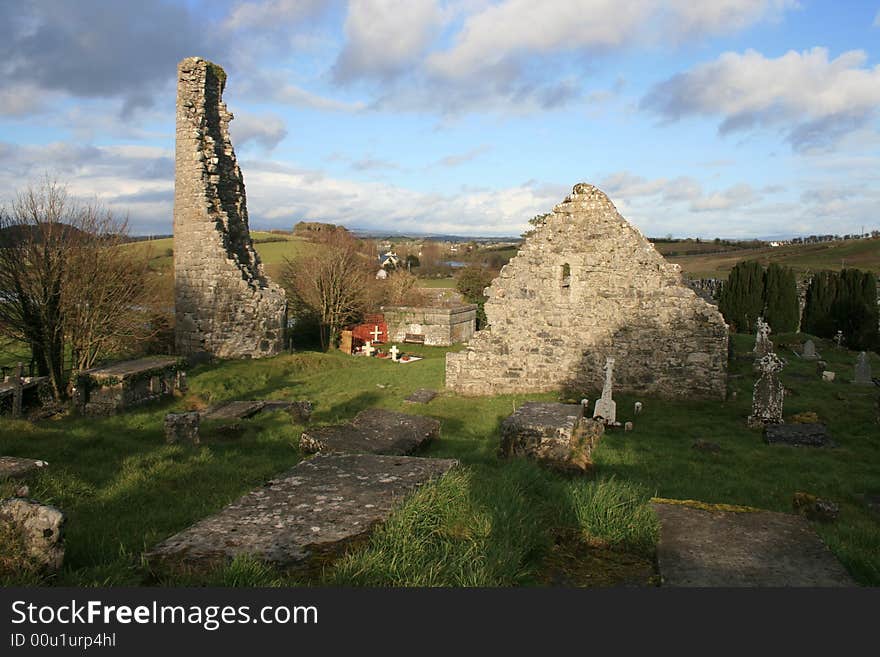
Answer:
[378, 251, 400, 270]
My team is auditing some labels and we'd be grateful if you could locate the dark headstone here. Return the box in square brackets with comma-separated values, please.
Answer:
[763, 423, 833, 447]
[146, 453, 458, 572]
[300, 408, 440, 455]
[405, 388, 437, 404]
[653, 500, 855, 586]
[500, 402, 603, 473]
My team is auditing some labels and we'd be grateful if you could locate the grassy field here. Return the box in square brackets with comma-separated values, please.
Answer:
[668, 237, 880, 279]
[2, 333, 878, 586]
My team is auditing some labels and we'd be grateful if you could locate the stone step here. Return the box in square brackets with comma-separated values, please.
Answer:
[146, 454, 457, 572]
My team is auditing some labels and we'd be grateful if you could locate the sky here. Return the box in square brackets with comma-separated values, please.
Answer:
[0, 0, 878, 239]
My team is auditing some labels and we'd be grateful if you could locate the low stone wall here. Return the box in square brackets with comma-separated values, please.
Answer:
[382, 305, 477, 346]
[72, 356, 184, 416]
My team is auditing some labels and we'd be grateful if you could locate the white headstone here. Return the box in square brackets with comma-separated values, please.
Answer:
[389, 345, 400, 362]
[364, 341, 376, 357]
[624, 421, 633, 431]
[854, 351, 872, 385]
[634, 401, 643, 415]
[822, 370, 835, 382]
[593, 357, 617, 425]
[370, 325, 383, 342]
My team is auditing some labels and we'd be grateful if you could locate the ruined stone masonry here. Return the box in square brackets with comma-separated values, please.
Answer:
[174, 57, 286, 359]
[446, 183, 728, 399]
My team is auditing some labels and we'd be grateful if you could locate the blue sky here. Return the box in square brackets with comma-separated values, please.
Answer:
[0, 1, 878, 238]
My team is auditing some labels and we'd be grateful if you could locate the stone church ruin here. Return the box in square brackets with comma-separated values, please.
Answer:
[446, 183, 728, 399]
[174, 57, 286, 359]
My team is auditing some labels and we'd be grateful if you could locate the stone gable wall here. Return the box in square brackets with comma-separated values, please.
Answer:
[174, 57, 286, 359]
[445, 183, 729, 399]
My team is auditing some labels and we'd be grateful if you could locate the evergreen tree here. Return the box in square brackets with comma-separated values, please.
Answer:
[802, 271, 838, 337]
[762, 263, 799, 333]
[719, 260, 764, 333]
[833, 269, 879, 350]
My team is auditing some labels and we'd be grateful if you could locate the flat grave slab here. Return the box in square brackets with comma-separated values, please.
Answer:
[202, 400, 294, 421]
[764, 423, 833, 447]
[0, 456, 48, 480]
[85, 356, 179, 380]
[404, 388, 438, 404]
[653, 500, 855, 587]
[300, 408, 440, 455]
[146, 453, 457, 571]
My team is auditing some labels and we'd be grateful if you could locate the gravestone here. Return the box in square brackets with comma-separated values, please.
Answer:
[653, 500, 855, 586]
[793, 492, 839, 522]
[748, 353, 785, 428]
[500, 402, 604, 473]
[146, 454, 458, 572]
[634, 401, 643, 415]
[339, 330, 353, 354]
[822, 371, 835, 382]
[405, 388, 437, 404]
[0, 457, 48, 481]
[854, 351, 872, 385]
[802, 339, 819, 360]
[592, 357, 617, 425]
[0, 498, 66, 573]
[753, 317, 773, 357]
[389, 345, 400, 362]
[763, 423, 833, 447]
[300, 408, 440, 455]
[288, 401, 314, 423]
[164, 412, 201, 445]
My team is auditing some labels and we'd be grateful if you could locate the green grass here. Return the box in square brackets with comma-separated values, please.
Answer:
[417, 277, 458, 288]
[2, 336, 878, 586]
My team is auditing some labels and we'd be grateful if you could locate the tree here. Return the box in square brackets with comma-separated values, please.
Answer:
[762, 263, 799, 333]
[0, 178, 153, 399]
[718, 260, 764, 333]
[802, 268, 879, 350]
[280, 230, 372, 351]
[456, 266, 494, 329]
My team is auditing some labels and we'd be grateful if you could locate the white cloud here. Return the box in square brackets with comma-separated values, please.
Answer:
[874, 10, 880, 27]
[334, 0, 443, 82]
[230, 112, 288, 151]
[641, 47, 880, 150]
[223, 0, 326, 31]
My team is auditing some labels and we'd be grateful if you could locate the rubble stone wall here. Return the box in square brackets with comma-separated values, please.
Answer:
[382, 305, 477, 346]
[174, 57, 286, 359]
[445, 184, 729, 399]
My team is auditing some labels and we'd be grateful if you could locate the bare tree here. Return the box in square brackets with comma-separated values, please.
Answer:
[280, 230, 373, 351]
[0, 178, 153, 398]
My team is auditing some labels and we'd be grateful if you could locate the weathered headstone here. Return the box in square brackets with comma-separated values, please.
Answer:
[405, 388, 437, 404]
[653, 500, 855, 586]
[634, 401, 643, 415]
[801, 339, 819, 360]
[793, 492, 839, 522]
[164, 412, 201, 445]
[834, 330, 844, 348]
[592, 357, 617, 425]
[0, 498, 65, 573]
[822, 371, 836, 382]
[763, 423, 833, 447]
[300, 408, 440, 455]
[624, 421, 634, 431]
[0, 457, 48, 481]
[753, 317, 773, 357]
[854, 351, 872, 385]
[748, 353, 785, 428]
[146, 454, 458, 572]
[500, 402, 604, 473]
[288, 400, 314, 423]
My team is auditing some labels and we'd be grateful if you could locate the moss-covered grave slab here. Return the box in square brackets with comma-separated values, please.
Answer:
[653, 500, 856, 587]
[0, 457, 48, 481]
[300, 408, 440, 455]
[146, 454, 457, 572]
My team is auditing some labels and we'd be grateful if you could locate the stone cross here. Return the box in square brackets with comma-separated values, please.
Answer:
[802, 339, 818, 360]
[11, 362, 23, 419]
[753, 317, 773, 357]
[364, 341, 376, 357]
[370, 325, 383, 342]
[748, 352, 786, 428]
[835, 330, 844, 348]
[854, 351, 872, 385]
[592, 357, 617, 425]
[389, 345, 400, 362]
[634, 401, 643, 415]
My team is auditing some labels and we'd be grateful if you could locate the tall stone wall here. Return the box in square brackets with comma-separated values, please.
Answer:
[174, 57, 286, 359]
[446, 183, 729, 399]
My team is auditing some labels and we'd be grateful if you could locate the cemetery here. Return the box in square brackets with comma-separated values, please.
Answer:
[2, 57, 879, 590]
